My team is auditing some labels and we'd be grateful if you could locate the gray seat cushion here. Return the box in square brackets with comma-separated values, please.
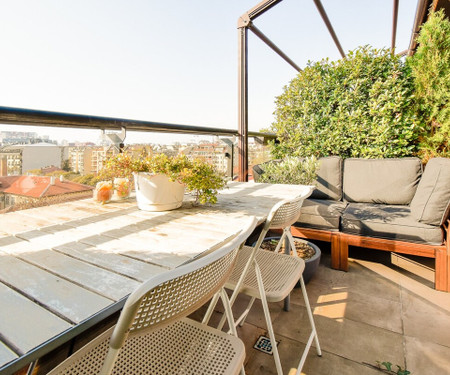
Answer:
[295, 198, 347, 231]
[342, 203, 443, 245]
[410, 157, 450, 226]
[343, 158, 422, 205]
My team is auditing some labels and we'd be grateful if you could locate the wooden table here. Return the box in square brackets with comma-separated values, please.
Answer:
[0, 182, 309, 373]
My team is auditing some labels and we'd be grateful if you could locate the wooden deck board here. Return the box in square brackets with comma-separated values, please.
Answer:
[0, 255, 112, 323]
[0, 282, 71, 354]
[53, 242, 168, 281]
[0, 342, 18, 366]
[16, 249, 140, 301]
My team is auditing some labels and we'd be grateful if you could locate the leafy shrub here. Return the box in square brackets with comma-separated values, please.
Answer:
[408, 9, 450, 159]
[100, 152, 226, 205]
[258, 156, 318, 185]
[269, 46, 421, 159]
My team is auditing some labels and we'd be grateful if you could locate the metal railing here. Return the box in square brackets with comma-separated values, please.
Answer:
[0, 106, 276, 181]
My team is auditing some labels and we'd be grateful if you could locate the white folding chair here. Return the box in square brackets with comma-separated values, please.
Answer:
[47, 217, 258, 375]
[206, 189, 321, 375]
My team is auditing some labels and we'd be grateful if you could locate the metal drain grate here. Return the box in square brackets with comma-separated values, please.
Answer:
[253, 335, 279, 355]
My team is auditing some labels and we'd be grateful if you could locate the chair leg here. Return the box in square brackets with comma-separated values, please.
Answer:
[220, 288, 246, 375]
[254, 261, 283, 375]
[287, 230, 298, 257]
[202, 292, 220, 325]
[236, 297, 256, 327]
[274, 229, 287, 253]
[296, 276, 321, 375]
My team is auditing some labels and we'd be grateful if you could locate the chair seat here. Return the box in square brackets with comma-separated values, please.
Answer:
[226, 245, 305, 302]
[48, 318, 245, 375]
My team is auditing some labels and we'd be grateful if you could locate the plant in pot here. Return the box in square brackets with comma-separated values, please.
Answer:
[257, 156, 321, 284]
[100, 152, 226, 211]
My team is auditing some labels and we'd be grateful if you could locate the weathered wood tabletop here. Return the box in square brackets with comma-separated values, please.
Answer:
[0, 182, 310, 373]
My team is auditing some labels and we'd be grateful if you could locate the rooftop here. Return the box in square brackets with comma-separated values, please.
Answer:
[0, 176, 92, 198]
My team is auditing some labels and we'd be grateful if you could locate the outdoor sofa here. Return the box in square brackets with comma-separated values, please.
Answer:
[253, 157, 450, 292]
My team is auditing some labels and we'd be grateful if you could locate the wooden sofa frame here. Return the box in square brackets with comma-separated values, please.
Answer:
[291, 218, 450, 292]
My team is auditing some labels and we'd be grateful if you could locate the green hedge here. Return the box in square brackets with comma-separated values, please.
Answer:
[269, 46, 422, 159]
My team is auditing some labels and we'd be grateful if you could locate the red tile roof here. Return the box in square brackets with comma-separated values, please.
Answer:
[0, 176, 93, 198]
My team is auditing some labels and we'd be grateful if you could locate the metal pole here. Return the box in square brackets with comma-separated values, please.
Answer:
[313, 0, 346, 58]
[407, 0, 429, 56]
[238, 24, 249, 182]
[391, 0, 400, 54]
[249, 24, 302, 72]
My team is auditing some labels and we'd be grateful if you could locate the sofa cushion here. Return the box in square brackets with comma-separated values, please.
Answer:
[343, 158, 422, 205]
[410, 157, 450, 226]
[295, 198, 347, 231]
[342, 203, 443, 245]
[311, 156, 343, 201]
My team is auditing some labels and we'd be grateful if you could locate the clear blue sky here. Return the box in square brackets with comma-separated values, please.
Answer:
[0, 0, 417, 144]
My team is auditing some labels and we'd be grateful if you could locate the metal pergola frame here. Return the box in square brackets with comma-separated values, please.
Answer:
[236, 0, 435, 181]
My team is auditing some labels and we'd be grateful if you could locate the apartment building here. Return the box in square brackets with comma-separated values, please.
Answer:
[68, 145, 117, 175]
[0, 143, 66, 176]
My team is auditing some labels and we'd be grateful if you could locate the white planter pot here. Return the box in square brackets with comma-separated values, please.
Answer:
[134, 173, 185, 211]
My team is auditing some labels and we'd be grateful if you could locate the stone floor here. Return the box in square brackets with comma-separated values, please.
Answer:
[191, 243, 450, 375]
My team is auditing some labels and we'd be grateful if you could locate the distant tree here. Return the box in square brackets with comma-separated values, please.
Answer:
[62, 159, 71, 172]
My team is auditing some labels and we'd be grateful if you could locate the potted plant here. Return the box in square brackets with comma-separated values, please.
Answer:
[258, 236, 321, 284]
[100, 152, 226, 211]
[256, 155, 321, 283]
[257, 155, 319, 185]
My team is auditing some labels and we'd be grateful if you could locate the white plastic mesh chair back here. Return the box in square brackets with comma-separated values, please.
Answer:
[129, 247, 238, 336]
[269, 196, 305, 230]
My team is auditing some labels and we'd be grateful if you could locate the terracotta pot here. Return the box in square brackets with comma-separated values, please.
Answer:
[134, 173, 185, 211]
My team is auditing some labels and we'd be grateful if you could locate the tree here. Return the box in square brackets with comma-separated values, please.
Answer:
[408, 9, 450, 159]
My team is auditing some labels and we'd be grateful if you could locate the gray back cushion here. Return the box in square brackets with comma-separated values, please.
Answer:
[343, 158, 422, 205]
[311, 156, 343, 201]
[410, 158, 450, 226]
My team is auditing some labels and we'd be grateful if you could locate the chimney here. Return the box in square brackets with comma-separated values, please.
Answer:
[59, 175, 64, 183]
[50, 176, 56, 185]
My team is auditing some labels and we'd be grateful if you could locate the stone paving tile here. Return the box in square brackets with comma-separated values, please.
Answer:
[244, 333, 382, 375]
[271, 303, 405, 368]
[289, 278, 403, 333]
[405, 336, 450, 374]
[189, 250, 450, 375]
[401, 288, 450, 348]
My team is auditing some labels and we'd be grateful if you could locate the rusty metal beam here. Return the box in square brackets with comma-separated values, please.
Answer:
[391, 0, 399, 54]
[248, 23, 302, 72]
[313, 0, 346, 58]
[407, 0, 431, 56]
[237, 26, 249, 182]
[246, 0, 284, 21]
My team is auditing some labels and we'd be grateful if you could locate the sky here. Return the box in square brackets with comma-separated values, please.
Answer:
[0, 0, 418, 145]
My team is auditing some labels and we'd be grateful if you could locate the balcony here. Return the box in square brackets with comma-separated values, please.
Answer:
[1, 0, 449, 374]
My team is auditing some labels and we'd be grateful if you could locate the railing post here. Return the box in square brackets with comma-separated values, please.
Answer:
[237, 19, 249, 182]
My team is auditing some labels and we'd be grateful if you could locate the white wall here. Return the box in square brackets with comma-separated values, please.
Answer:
[21, 144, 62, 173]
